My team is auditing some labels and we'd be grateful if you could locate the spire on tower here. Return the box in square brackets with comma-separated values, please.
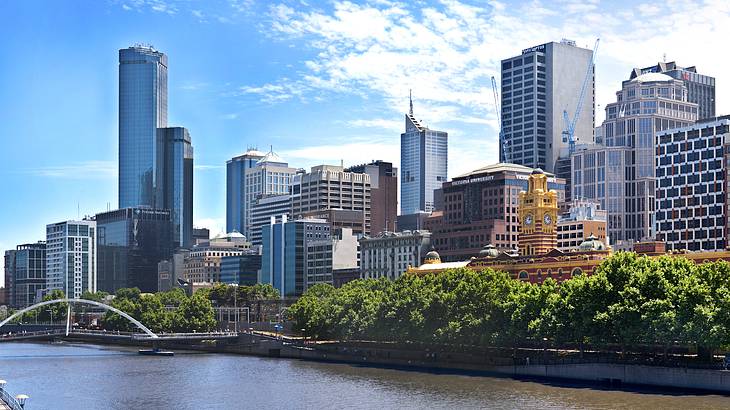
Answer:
[409, 89, 413, 116]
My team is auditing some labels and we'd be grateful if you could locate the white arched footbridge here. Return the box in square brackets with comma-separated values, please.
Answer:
[0, 298, 159, 338]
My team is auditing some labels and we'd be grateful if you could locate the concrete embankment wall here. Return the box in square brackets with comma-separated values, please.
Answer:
[276, 344, 730, 394]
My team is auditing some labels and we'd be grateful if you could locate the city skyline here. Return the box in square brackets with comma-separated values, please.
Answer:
[4, 0, 730, 287]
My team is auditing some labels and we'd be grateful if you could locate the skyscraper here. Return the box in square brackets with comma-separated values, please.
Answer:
[400, 94, 448, 215]
[630, 62, 715, 120]
[242, 149, 296, 237]
[46, 220, 97, 299]
[10, 242, 46, 308]
[292, 164, 372, 235]
[226, 149, 266, 234]
[500, 40, 595, 172]
[572, 72, 698, 245]
[118, 45, 168, 208]
[156, 127, 193, 248]
[346, 160, 398, 235]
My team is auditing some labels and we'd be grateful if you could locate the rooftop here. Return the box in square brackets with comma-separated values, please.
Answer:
[454, 163, 554, 180]
[630, 72, 674, 83]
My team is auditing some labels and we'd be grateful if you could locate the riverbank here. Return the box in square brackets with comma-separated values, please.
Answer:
[50, 332, 730, 395]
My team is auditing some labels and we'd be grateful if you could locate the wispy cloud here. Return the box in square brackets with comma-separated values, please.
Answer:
[26, 161, 116, 180]
[347, 118, 402, 131]
[194, 217, 225, 237]
[195, 164, 224, 171]
[119, 0, 178, 15]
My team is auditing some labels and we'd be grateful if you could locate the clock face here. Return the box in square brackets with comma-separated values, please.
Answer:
[525, 214, 533, 225]
[543, 213, 552, 225]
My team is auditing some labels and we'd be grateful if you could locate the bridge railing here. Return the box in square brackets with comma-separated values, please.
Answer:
[0, 384, 26, 410]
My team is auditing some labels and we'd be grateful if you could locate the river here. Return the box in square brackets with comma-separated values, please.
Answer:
[1, 342, 729, 409]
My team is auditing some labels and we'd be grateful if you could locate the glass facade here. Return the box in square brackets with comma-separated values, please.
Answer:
[226, 150, 266, 234]
[119, 46, 168, 209]
[156, 127, 193, 248]
[96, 208, 173, 293]
[8, 243, 46, 308]
[400, 113, 447, 215]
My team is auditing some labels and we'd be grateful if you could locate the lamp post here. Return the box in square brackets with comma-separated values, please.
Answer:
[47, 309, 54, 327]
[231, 284, 239, 333]
[16, 394, 29, 408]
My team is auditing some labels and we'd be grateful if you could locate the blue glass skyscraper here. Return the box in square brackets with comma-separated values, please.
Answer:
[400, 95, 448, 215]
[226, 149, 266, 234]
[156, 127, 193, 248]
[119, 45, 168, 209]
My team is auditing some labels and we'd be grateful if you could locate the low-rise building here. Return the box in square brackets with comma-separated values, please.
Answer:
[220, 251, 262, 286]
[359, 230, 431, 280]
[157, 249, 189, 292]
[557, 200, 607, 252]
[184, 231, 251, 284]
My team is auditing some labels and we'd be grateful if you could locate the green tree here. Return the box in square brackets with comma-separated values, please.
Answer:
[173, 293, 216, 332]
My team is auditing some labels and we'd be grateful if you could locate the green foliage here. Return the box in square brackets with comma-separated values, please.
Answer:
[288, 254, 730, 357]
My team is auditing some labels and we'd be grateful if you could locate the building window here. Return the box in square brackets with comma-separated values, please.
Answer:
[571, 267, 583, 277]
[518, 271, 529, 280]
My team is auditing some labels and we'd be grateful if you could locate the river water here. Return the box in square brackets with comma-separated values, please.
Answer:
[1, 342, 729, 409]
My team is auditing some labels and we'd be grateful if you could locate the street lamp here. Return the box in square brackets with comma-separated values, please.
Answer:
[47, 309, 54, 326]
[16, 394, 29, 408]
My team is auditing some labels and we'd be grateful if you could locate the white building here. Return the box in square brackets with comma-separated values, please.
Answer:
[46, 220, 97, 298]
[242, 149, 296, 238]
[359, 230, 431, 280]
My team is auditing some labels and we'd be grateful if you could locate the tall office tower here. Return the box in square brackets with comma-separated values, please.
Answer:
[400, 95, 448, 215]
[238, 149, 296, 238]
[346, 160, 398, 235]
[292, 165, 372, 235]
[249, 194, 292, 246]
[95, 208, 173, 293]
[3, 243, 46, 308]
[46, 220, 97, 299]
[630, 62, 715, 119]
[3, 249, 17, 307]
[119, 45, 168, 209]
[500, 40, 595, 172]
[425, 163, 565, 261]
[572, 73, 698, 246]
[156, 127, 193, 248]
[655, 117, 730, 251]
[226, 148, 266, 233]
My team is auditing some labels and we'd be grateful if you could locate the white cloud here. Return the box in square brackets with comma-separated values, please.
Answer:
[347, 118, 402, 131]
[195, 164, 224, 171]
[27, 161, 116, 180]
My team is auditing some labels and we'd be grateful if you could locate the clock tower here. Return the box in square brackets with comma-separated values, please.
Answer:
[518, 168, 558, 256]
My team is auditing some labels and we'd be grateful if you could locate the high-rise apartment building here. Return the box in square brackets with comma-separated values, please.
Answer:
[500, 40, 595, 172]
[630, 62, 715, 119]
[238, 149, 296, 238]
[426, 163, 565, 261]
[5, 242, 46, 308]
[292, 165, 372, 235]
[156, 127, 193, 248]
[572, 73, 698, 245]
[119, 45, 168, 209]
[346, 160, 398, 235]
[400, 97, 448, 215]
[655, 116, 730, 251]
[226, 149, 266, 233]
[95, 208, 173, 293]
[46, 220, 97, 299]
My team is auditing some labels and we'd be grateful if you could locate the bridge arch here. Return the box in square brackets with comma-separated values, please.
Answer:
[0, 298, 159, 339]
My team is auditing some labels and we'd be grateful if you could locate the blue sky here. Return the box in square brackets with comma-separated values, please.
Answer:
[2, 0, 729, 286]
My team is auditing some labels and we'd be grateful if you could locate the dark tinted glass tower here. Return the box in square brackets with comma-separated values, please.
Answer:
[118, 45, 168, 209]
[96, 208, 173, 293]
[157, 127, 193, 248]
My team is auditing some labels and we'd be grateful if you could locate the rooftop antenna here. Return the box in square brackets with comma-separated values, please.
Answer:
[409, 89, 414, 116]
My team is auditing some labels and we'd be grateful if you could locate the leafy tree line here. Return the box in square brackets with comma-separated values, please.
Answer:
[289, 253, 730, 359]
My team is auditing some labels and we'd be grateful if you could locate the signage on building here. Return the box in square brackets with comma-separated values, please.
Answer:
[521, 44, 546, 55]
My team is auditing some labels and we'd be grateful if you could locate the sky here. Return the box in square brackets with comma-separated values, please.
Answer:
[1, 0, 730, 287]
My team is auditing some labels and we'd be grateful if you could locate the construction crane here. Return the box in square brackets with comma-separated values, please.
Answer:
[491, 76, 509, 163]
[562, 38, 600, 156]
